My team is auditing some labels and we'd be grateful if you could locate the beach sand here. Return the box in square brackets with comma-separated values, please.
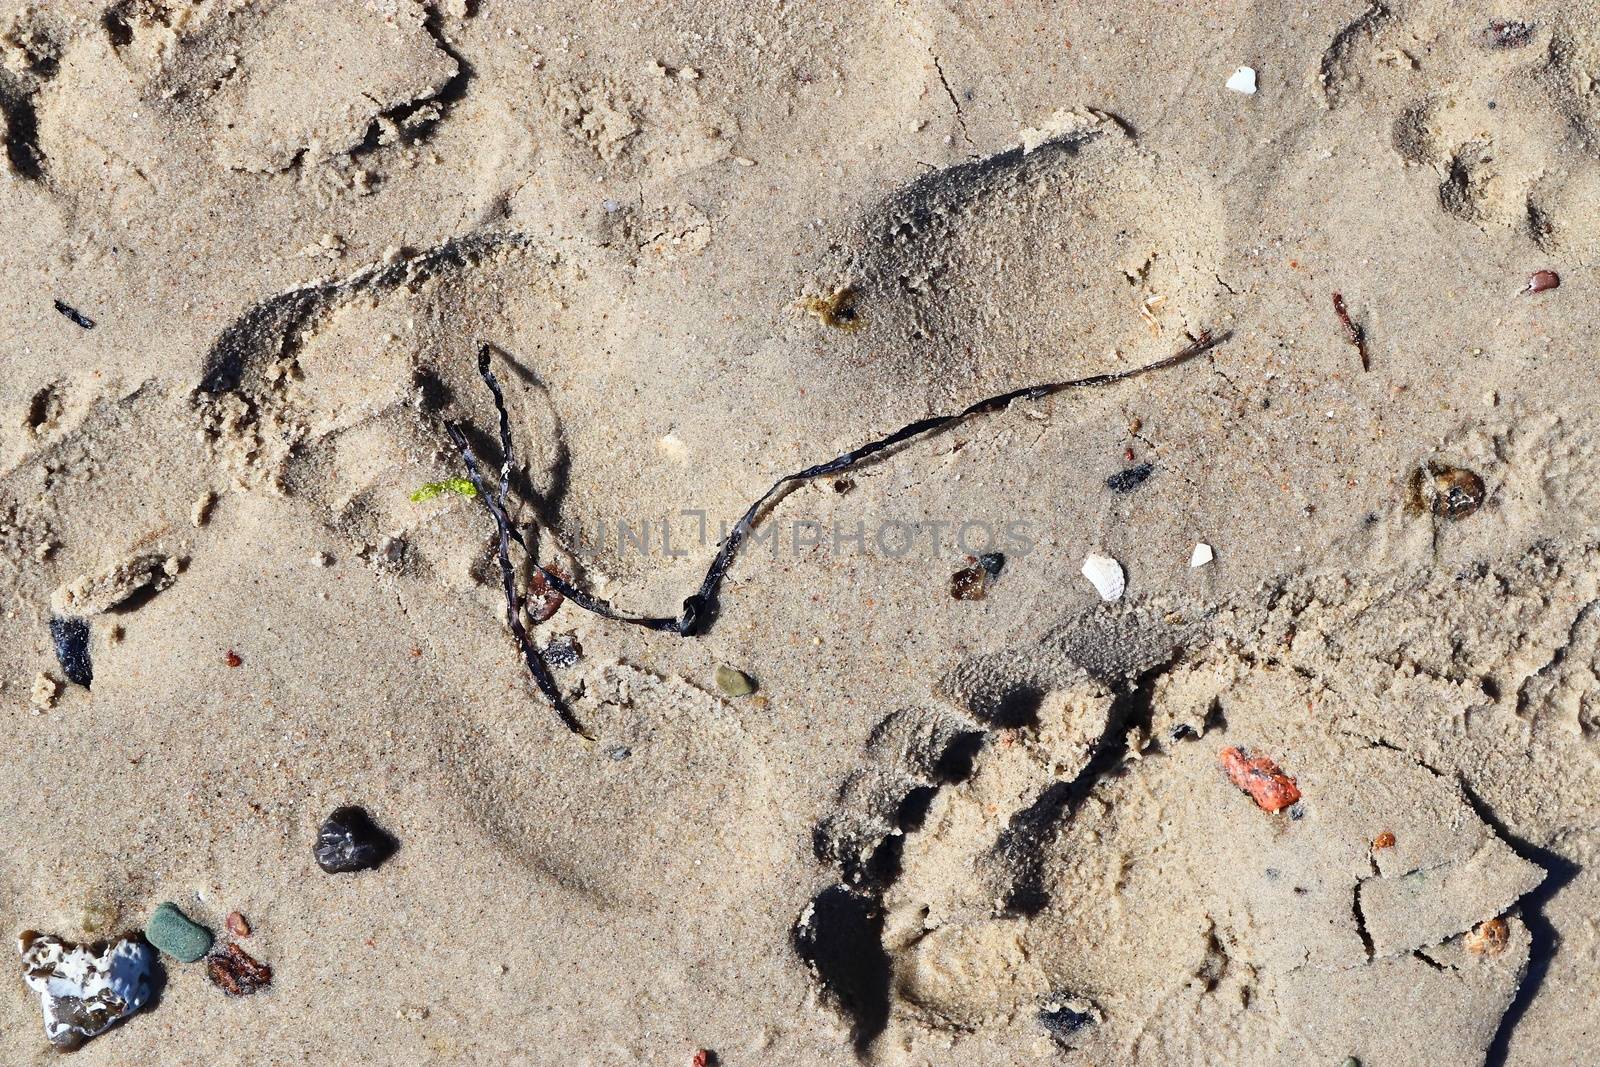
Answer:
[2, 1, 1598, 1063]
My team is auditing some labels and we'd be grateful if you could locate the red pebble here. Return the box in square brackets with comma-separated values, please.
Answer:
[1524, 269, 1560, 294]
[691, 1051, 711, 1067]
[224, 650, 242, 668]
[1219, 746, 1302, 813]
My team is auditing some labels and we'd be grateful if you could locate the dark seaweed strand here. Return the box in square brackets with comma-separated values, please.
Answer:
[676, 330, 1223, 633]
[475, 345, 513, 504]
[446, 421, 592, 739]
[469, 330, 1222, 641]
[466, 344, 683, 634]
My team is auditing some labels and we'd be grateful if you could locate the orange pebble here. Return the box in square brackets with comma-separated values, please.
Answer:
[1219, 746, 1302, 813]
[1373, 831, 1396, 850]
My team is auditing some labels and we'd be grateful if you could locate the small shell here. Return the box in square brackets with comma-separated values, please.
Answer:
[1225, 66, 1258, 94]
[1081, 554, 1125, 601]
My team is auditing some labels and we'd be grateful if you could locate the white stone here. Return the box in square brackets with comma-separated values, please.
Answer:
[1191, 543, 1214, 568]
[1081, 554, 1125, 601]
[18, 933, 156, 1049]
[1226, 66, 1257, 94]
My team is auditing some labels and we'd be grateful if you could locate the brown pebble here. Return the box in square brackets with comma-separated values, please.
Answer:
[225, 911, 250, 937]
[224, 650, 242, 668]
[206, 941, 272, 995]
[1523, 269, 1560, 294]
[1373, 831, 1396, 850]
[949, 563, 988, 601]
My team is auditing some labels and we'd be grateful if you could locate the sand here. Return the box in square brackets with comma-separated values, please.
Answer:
[2, 0, 1598, 1063]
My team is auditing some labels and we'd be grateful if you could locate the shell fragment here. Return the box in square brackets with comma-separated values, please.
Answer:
[1226, 66, 1258, 94]
[1081, 554, 1126, 601]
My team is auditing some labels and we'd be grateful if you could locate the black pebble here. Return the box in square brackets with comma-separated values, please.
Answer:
[1038, 1000, 1095, 1043]
[542, 634, 583, 669]
[314, 805, 397, 874]
[977, 552, 1005, 579]
[1106, 462, 1155, 493]
[49, 616, 92, 687]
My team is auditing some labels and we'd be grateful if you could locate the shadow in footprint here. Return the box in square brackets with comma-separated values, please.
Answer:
[793, 885, 891, 1055]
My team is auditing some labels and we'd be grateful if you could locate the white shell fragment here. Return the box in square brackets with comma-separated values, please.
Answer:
[18, 931, 157, 1050]
[1081, 553, 1126, 602]
[1226, 66, 1258, 94]
[1191, 542, 1214, 568]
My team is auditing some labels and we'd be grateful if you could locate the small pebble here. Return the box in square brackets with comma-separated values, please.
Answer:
[1081, 554, 1125, 602]
[1481, 20, 1534, 49]
[1409, 463, 1486, 520]
[145, 902, 213, 963]
[1190, 543, 1214, 568]
[1466, 917, 1510, 956]
[608, 746, 631, 761]
[1523, 268, 1559, 294]
[949, 563, 988, 601]
[50, 616, 92, 688]
[314, 805, 397, 874]
[1219, 746, 1301, 813]
[542, 634, 583, 668]
[224, 911, 251, 937]
[1226, 66, 1257, 94]
[224, 649, 242, 668]
[715, 665, 757, 697]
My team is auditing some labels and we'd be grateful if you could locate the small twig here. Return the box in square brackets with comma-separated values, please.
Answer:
[1331, 292, 1368, 371]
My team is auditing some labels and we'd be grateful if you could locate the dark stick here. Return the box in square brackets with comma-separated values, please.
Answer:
[1331, 292, 1368, 371]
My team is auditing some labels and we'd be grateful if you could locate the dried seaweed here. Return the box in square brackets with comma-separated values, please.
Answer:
[1106, 462, 1154, 493]
[1331, 292, 1368, 371]
[53, 300, 95, 330]
[452, 333, 1223, 729]
[447, 414, 591, 739]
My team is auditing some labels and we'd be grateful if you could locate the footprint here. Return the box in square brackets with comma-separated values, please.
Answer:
[799, 108, 1222, 411]
[797, 583, 1552, 1062]
[141, 0, 459, 173]
[1324, 5, 1600, 256]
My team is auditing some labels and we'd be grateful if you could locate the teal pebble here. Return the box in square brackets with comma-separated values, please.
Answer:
[145, 902, 213, 963]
